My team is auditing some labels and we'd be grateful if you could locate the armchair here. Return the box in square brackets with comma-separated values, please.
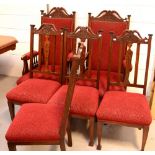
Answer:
[6, 24, 64, 120]
[96, 30, 152, 150]
[88, 10, 131, 97]
[17, 7, 76, 84]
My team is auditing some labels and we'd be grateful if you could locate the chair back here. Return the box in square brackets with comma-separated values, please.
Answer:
[29, 24, 64, 83]
[63, 26, 102, 88]
[107, 30, 152, 95]
[41, 7, 76, 66]
[88, 10, 130, 72]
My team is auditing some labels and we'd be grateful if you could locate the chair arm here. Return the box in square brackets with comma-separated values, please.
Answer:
[21, 51, 38, 75]
[21, 51, 38, 60]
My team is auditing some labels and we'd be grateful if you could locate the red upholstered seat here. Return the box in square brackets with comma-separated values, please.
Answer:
[6, 103, 64, 142]
[76, 70, 125, 97]
[16, 65, 61, 85]
[7, 79, 61, 104]
[96, 91, 152, 125]
[47, 85, 99, 117]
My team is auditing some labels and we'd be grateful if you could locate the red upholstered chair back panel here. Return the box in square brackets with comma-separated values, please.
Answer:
[90, 20, 128, 72]
[41, 17, 73, 31]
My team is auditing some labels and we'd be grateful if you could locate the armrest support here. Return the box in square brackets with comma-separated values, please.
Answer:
[21, 51, 38, 75]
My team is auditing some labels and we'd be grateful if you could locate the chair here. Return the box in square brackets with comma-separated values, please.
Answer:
[17, 7, 76, 85]
[47, 26, 102, 146]
[6, 23, 64, 120]
[5, 53, 81, 151]
[87, 10, 131, 97]
[96, 30, 153, 150]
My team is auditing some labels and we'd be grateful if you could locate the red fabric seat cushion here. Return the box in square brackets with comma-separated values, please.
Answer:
[47, 85, 99, 117]
[96, 91, 152, 125]
[16, 65, 61, 85]
[6, 103, 64, 142]
[6, 79, 61, 104]
[76, 70, 125, 97]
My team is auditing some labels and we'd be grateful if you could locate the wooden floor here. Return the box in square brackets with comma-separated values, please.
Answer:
[0, 75, 155, 151]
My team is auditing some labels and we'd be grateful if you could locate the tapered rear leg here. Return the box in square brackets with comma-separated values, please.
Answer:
[97, 121, 102, 150]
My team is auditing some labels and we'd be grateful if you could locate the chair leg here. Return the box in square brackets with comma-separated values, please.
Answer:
[8, 142, 16, 151]
[7, 101, 15, 121]
[141, 126, 149, 151]
[97, 121, 102, 150]
[66, 117, 72, 147]
[88, 117, 94, 146]
[60, 140, 66, 151]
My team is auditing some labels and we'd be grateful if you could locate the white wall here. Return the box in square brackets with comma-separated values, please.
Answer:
[0, 0, 155, 95]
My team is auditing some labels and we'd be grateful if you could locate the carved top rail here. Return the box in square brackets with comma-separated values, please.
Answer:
[111, 30, 151, 44]
[31, 23, 63, 36]
[66, 26, 102, 42]
[41, 7, 75, 18]
[89, 10, 130, 22]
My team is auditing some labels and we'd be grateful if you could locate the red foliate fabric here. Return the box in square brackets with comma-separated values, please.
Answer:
[90, 21, 128, 72]
[16, 65, 61, 85]
[48, 85, 99, 117]
[6, 103, 64, 142]
[42, 18, 73, 31]
[96, 91, 152, 125]
[42, 17, 74, 59]
[6, 79, 61, 104]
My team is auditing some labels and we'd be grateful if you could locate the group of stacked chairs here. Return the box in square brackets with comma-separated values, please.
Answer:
[5, 7, 153, 151]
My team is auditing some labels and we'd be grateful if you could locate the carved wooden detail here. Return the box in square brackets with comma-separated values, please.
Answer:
[113, 30, 148, 43]
[124, 43, 133, 86]
[67, 26, 100, 42]
[41, 7, 75, 18]
[34, 23, 61, 36]
[43, 35, 50, 71]
[89, 10, 130, 22]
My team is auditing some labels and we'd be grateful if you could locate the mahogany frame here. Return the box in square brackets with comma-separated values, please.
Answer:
[97, 30, 153, 151]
